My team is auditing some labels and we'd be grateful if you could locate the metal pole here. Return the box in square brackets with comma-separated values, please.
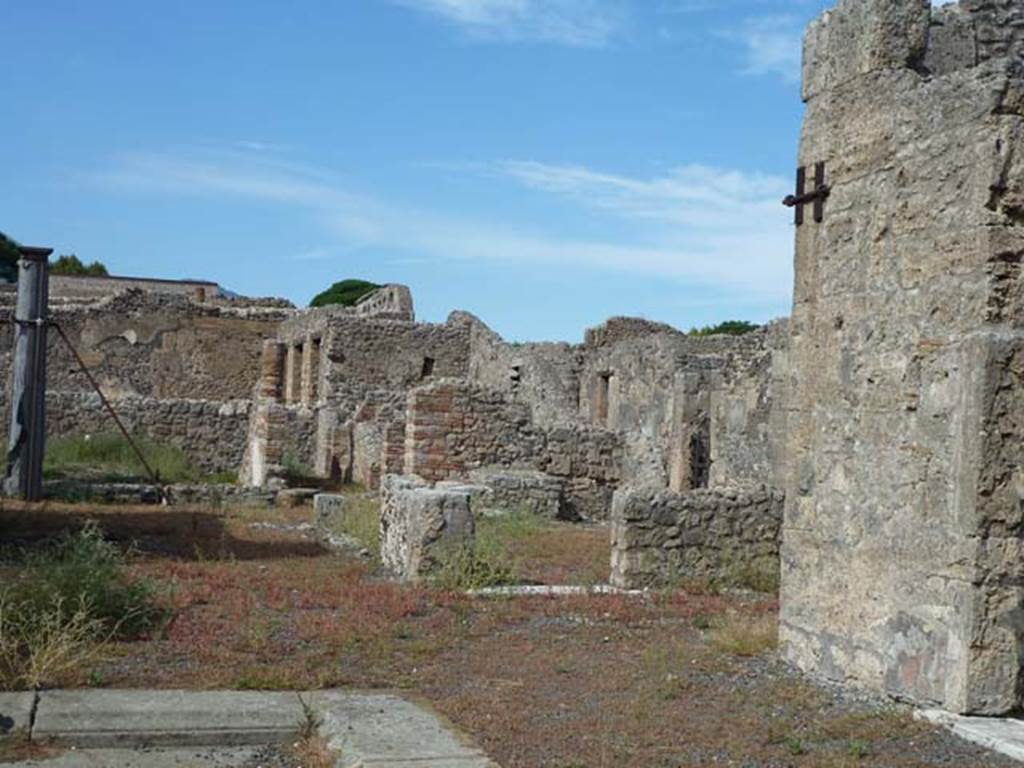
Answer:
[4, 246, 52, 501]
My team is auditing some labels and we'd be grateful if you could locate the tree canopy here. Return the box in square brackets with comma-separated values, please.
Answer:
[310, 279, 381, 309]
[51, 254, 109, 277]
[688, 320, 760, 337]
[0, 231, 20, 283]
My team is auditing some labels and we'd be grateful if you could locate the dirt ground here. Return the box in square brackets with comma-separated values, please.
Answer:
[0, 499, 1016, 768]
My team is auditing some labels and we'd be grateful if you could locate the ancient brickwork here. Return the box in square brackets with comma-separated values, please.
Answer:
[401, 380, 623, 519]
[610, 484, 784, 590]
[403, 381, 539, 482]
[782, 0, 1024, 715]
[47, 392, 251, 474]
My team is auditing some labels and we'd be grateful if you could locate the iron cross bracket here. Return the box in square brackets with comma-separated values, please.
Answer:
[783, 161, 830, 226]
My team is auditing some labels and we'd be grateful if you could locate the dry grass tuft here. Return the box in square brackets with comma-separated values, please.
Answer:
[292, 696, 336, 768]
[0, 593, 108, 689]
[707, 611, 778, 657]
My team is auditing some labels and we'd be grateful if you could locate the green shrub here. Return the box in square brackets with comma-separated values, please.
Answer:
[12, 523, 166, 638]
[309, 279, 381, 309]
[0, 524, 168, 689]
[433, 542, 515, 591]
[432, 510, 543, 590]
[689, 320, 760, 337]
[44, 432, 201, 483]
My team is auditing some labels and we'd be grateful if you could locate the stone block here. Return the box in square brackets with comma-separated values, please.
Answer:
[380, 475, 474, 581]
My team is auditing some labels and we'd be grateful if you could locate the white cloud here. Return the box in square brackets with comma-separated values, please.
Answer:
[731, 15, 803, 83]
[390, 0, 622, 47]
[97, 150, 793, 304]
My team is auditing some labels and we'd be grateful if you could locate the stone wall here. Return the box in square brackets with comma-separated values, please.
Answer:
[781, 0, 1024, 715]
[46, 392, 251, 474]
[402, 380, 623, 520]
[708, 320, 790, 489]
[458, 312, 582, 425]
[579, 319, 783, 492]
[275, 311, 471, 417]
[38, 290, 288, 402]
[610, 484, 784, 590]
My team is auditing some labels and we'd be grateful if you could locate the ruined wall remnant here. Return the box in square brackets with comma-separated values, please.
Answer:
[782, 0, 1024, 715]
[401, 379, 624, 519]
[610, 484, 784, 590]
[47, 392, 251, 474]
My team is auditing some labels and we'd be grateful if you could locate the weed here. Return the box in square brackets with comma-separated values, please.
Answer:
[721, 557, 780, 594]
[293, 695, 335, 768]
[783, 736, 805, 756]
[433, 541, 515, 591]
[707, 612, 777, 657]
[847, 739, 870, 759]
[0, 524, 169, 690]
[44, 432, 201, 484]
[326, 493, 380, 555]
[12, 522, 166, 638]
[0, 593, 108, 689]
[640, 641, 693, 702]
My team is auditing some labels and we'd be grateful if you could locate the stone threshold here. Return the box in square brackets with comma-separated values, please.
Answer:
[917, 709, 1024, 763]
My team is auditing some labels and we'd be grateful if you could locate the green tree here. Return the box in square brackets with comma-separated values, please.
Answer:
[689, 320, 760, 337]
[310, 279, 381, 308]
[51, 254, 109, 277]
[0, 231, 20, 283]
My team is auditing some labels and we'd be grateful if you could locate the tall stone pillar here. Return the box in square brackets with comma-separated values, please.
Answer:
[781, 0, 1024, 715]
[258, 341, 286, 402]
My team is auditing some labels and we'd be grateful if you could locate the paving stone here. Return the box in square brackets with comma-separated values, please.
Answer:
[32, 690, 304, 748]
[307, 691, 497, 767]
[0, 692, 36, 736]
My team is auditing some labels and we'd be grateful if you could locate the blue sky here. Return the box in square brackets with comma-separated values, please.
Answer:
[3, 0, 844, 341]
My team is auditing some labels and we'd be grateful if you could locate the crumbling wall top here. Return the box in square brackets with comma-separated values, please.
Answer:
[802, 0, 1024, 102]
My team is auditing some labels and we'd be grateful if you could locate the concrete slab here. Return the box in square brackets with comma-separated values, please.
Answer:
[6, 746, 278, 767]
[307, 691, 497, 767]
[5, 746, 280, 767]
[33, 690, 304, 748]
[917, 709, 1024, 763]
[0, 692, 36, 736]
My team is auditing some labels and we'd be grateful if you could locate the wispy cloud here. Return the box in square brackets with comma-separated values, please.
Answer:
[96, 150, 793, 303]
[731, 15, 803, 83]
[389, 0, 623, 47]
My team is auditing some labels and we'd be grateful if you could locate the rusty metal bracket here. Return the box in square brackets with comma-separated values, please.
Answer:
[783, 161, 830, 225]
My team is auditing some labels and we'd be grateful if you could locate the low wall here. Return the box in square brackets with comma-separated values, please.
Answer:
[46, 392, 252, 474]
[610, 484, 783, 589]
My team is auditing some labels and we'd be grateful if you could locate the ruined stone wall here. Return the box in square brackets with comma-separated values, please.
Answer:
[610, 484, 784, 590]
[402, 380, 623, 519]
[37, 291, 289, 401]
[276, 312, 471, 417]
[579, 320, 782, 492]
[457, 311, 582, 425]
[782, 0, 1024, 715]
[708, 320, 790, 489]
[46, 392, 251, 474]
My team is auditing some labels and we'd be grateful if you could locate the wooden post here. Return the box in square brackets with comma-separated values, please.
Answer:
[4, 246, 52, 501]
